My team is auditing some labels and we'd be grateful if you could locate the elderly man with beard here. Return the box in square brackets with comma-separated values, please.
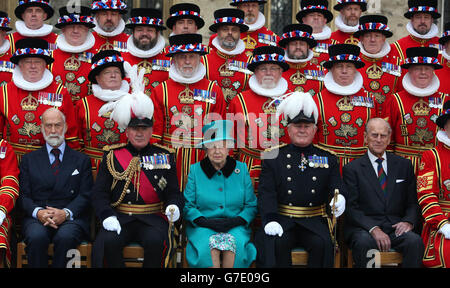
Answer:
[279, 23, 325, 96]
[19, 108, 93, 268]
[151, 34, 226, 190]
[296, 0, 335, 66]
[91, 0, 128, 53]
[228, 46, 291, 192]
[331, 0, 367, 45]
[75, 50, 130, 172]
[50, 5, 97, 102]
[384, 47, 449, 173]
[122, 8, 169, 96]
[354, 15, 402, 117]
[9, 0, 57, 50]
[0, 38, 79, 162]
[314, 44, 377, 172]
[203, 8, 251, 105]
[392, 0, 441, 62]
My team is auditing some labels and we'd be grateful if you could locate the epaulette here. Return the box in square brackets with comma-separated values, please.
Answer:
[264, 143, 288, 152]
[153, 143, 176, 154]
[103, 143, 127, 152]
[313, 144, 337, 156]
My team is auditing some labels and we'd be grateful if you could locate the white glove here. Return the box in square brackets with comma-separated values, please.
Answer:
[439, 223, 450, 239]
[0, 211, 5, 225]
[329, 194, 346, 218]
[264, 221, 283, 237]
[165, 204, 180, 222]
[103, 216, 121, 235]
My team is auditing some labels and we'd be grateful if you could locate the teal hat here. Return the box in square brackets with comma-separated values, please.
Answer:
[197, 120, 235, 148]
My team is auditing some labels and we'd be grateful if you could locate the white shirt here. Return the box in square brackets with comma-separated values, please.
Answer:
[367, 150, 388, 177]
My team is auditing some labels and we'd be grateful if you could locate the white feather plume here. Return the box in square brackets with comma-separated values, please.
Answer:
[275, 91, 318, 124]
[110, 61, 155, 130]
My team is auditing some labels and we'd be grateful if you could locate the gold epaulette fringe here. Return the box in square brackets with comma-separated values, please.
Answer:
[264, 143, 288, 153]
[313, 144, 337, 156]
[103, 143, 127, 152]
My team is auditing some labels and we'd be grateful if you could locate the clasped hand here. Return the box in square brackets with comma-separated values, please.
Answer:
[37, 206, 66, 229]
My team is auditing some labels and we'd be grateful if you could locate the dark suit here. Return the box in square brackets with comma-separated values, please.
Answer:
[343, 152, 424, 268]
[19, 144, 93, 268]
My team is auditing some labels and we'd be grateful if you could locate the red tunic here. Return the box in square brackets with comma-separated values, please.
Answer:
[8, 31, 57, 51]
[122, 48, 170, 97]
[391, 35, 440, 61]
[209, 26, 280, 58]
[50, 48, 96, 103]
[92, 31, 129, 53]
[311, 38, 336, 68]
[283, 60, 324, 96]
[202, 47, 251, 105]
[330, 30, 359, 45]
[0, 81, 80, 161]
[75, 95, 128, 171]
[0, 139, 19, 268]
[359, 51, 402, 117]
[228, 88, 291, 190]
[314, 87, 376, 171]
[150, 78, 226, 189]
[436, 54, 450, 94]
[385, 90, 448, 173]
[417, 141, 450, 267]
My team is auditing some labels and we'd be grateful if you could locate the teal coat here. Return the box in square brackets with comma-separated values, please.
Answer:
[183, 157, 257, 268]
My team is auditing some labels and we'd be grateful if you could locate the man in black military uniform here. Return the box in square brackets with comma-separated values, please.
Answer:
[91, 66, 184, 268]
[255, 91, 347, 268]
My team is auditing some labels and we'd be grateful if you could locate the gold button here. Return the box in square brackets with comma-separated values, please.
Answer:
[287, 177, 292, 181]
[287, 154, 291, 158]
[311, 189, 315, 194]
[312, 176, 317, 181]
[288, 190, 292, 195]
[287, 164, 291, 169]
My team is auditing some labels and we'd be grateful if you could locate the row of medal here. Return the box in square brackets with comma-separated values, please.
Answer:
[0, 61, 14, 73]
[140, 154, 171, 170]
[38, 92, 63, 107]
[381, 62, 401, 77]
[258, 33, 278, 46]
[308, 155, 329, 169]
[193, 89, 217, 104]
[350, 95, 374, 108]
[227, 59, 252, 75]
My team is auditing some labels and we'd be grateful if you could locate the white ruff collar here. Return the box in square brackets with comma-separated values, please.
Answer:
[169, 62, 206, 84]
[402, 72, 440, 97]
[93, 18, 125, 37]
[324, 71, 363, 95]
[0, 39, 10, 55]
[312, 25, 331, 41]
[285, 49, 314, 64]
[126, 34, 166, 58]
[442, 49, 450, 61]
[406, 21, 438, 40]
[212, 37, 246, 56]
[12, 67, 53, 91]
[56, 32, 95, 53]
[246, 12, 265, 32]
[249, 75, 288, 98]
[335, 14, 358, 34]
[15, 20, 53, 37]
[358, 41, 391, 59]
[93, 80, 130, 117]
[437, 130, 450, 146]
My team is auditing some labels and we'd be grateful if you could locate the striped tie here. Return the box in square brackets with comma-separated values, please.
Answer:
[375, 158, 387, 195]
[51, 148, 61, 175]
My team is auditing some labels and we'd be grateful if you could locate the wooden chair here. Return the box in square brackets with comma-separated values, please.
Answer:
[123, 243, 144, 268]
[347, 249, 403, 268]
[16, 241, 92, 268]
[291, 247, 341, 268]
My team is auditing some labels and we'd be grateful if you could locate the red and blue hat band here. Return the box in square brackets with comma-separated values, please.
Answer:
[329, 54, 361, 62]
[358, 22, 390, 32]
[337, 0, 366, 4]
[404, 56, 439, 65]
[18, 0, 51, 6]
[127, 16, 164, 26]
[91, 55, 124, 70]
[168, 43, 208, 55]
[281, 30, 313, 40]
[214, 17, 245, 25]
[408, 6, 437, 13]
[303, 5, 328, 11]
[251, 53, 286, 64]
[170, 10, 201, 18]
[58, 15, 94, 25]
[13, 48, 51, 58]
[92, 0, 127, 11]
[0, 17, 10, 28]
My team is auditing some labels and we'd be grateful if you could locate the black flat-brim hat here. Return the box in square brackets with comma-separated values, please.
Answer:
[333, 0, 367, 12]
[88, 50, 125, 84]
[166, 3, 205, 30]
[278, 23, 317, 49]
[0, 11, 12, 32]
[354, 14, 393, 38]
[55, 6, 95, 29]
[166, 33, 208, 57]
[436, 100, 450, 129]
[15, 0, 54, 21]
[404, 0, 440, 19]
[401, 46, 442, 70]
[91, 0, 128, 14]
[209, 8, 248, 33]
[323, 44, 364, 69]
[229, 0, 267, 6]
[296, 0, 334, 24]
[247, 46, 289, 72]
[10, 38, 53, 65]
[439, 22, 450, 45]
[126, 8, 166, 30]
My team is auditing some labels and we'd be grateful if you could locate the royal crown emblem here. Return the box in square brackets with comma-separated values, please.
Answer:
[64, 55, 81, 71]
[412, 99, 431, 116]
[262, 99, 278, 114]
[138, 60, 153, 74]
[290, 70, 307, 85]
[178, 85, 194, 104]
[336, 96, 354, 111]
[366, 63, 383, 80]
[243, 35, 257, 50]
[344, 35, 359, 45]
[21, 93, 39, 111]
[219, 63, 234, 77]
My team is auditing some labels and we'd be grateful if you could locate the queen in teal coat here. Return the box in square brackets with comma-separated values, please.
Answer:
[183, 120, 257, 268]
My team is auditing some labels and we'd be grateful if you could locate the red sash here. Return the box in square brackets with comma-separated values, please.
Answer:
[114, 148, 160, 204]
